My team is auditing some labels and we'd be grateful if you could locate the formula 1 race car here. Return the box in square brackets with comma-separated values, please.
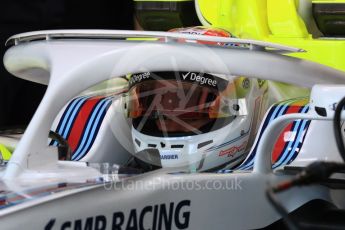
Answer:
[0, 29, 345, 230]
[134, 0, 345, 71]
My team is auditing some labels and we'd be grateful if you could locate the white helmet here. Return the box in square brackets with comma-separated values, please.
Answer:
[124, 71, 268, 171]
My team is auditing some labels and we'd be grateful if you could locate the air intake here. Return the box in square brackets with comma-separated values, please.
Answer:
[197, 140, 213, 149]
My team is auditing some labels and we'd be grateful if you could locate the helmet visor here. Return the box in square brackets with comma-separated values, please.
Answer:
[125, 72, 245, 137]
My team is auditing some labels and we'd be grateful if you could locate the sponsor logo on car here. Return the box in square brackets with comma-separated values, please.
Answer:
[218, 141, 247, 157]
[161, 154, 179, 160]
[46, 200, 191, 230]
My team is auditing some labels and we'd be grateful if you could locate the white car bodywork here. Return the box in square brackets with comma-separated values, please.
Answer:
[1, 30, 345, 229]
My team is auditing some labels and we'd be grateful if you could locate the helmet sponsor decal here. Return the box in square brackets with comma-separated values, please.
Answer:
[181, 72, 217, 87]
[128, 72, 151, 86]
[241, 78, 250, 89]
[128, 71, 228, 91]
[219, 141, 247, 157]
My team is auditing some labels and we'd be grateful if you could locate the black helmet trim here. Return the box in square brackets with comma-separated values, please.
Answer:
[129, 71, 228, 91]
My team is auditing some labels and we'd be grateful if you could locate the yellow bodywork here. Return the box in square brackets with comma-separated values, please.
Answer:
[197, 0, 345, 72]
[0, 144, 12, 161]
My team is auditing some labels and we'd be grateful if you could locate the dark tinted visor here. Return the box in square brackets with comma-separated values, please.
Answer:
[126, 72, 238, 137]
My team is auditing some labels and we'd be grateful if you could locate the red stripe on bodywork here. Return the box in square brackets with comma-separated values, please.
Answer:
[272, 105, 302, 163]
[67, 97, 103, 152]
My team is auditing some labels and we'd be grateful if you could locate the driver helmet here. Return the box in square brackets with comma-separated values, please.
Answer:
[124, 71, 267, 172]
[123, 27, 267, 171]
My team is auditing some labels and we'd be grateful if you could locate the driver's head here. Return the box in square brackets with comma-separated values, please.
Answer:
[124, 71, 257, 171]
[123, 26, 262, 171]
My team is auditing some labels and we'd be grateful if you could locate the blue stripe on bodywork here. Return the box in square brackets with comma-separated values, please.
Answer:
[62, 97, 90, 139]
[80, 99, 112, 159]
[71, 98, 108, 160]
[72, 98, 113, 160]
[236, 103, 287, 170]
[235, 99, 305, 171]
[51, 96, 89, 146]
[272, 105, 309, 168]
[228, 101, 309, 172]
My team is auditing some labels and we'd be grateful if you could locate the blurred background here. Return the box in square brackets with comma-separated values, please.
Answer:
[0, 0, 134, 129]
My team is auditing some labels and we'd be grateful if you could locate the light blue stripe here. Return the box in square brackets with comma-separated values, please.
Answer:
[239, 164, 252, 170]
[269, 103, 287, 122]
[272, 105, 309, 168]
[57, 97, 81, 134]
[74, 99, 111, 160]
[236, 101, 298, 170]
[207, 101, 291, 152]
[74, 99, 112, 161]
[232, 100, 308, 171]
[273, 118, 309, 169]
[236, 159, 252, 170]
[62, 97, 90, 139]
[57, 96, 88, 135]
[268, 98, 299, 123]
[77, 100, 111, 160]
[206, 104, 285, 153]
[237, 158, 253, 170]
[239, 159, 254, 170]
[72, 99, 108, 160]
[276, 104, 289, 117]
[53, 96, 88, 146]
[282, 119, 309, 165]
[236, 104, 285, 170]
[271, 120, 302, 167]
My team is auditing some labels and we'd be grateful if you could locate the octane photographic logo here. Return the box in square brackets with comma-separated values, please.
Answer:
[102, 175, 243, 192]
[107, 36, 231, 169]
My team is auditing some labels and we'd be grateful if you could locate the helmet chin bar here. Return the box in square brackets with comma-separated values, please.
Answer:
[131, 111, 252, 172]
